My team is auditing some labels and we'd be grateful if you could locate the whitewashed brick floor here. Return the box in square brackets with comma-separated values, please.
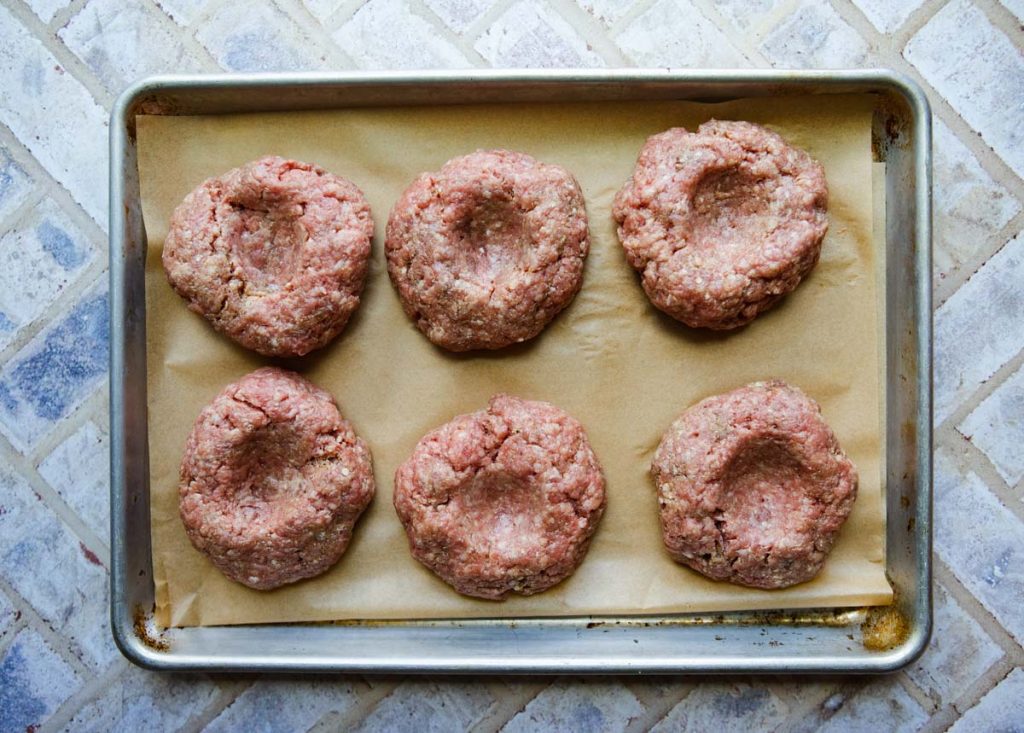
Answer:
[0, 0, 1021, 730]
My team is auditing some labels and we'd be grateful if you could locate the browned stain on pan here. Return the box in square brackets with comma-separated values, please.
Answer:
[861, 605, 910, 651]
[134, 605, 170, 651]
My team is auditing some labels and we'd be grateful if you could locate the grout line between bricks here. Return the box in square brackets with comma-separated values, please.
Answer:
[887, 0, 950, 49]
[470, 678, 551, 731]
[937, 345, 1024, 437]
[925, 91, 1024, 207]
[284, 0, 332, 28]
[753, 0, 805, 42]
[138, 0, 228, 74]
[463, 0, 517, 45]
[951, 657, 1019, 720]
[917, 703, 960, 733]
[826, 0, 1024, 212]
[0, 575, 93, 681]
[0, 120, 109, 243]
[0, 187, 48, 247]
[47, 0, 90, 31]
[626, 679, 697, 731]
[481, 677, 559, 732]
[303, 676, 380, 732]
[0, 611, 27, 660]
[39, 658, 130, 733]
[270, 0, 363, 70]
[407, 0, 489, 67]
[28, 385, 110, 467]
[898, 667, 941, 715]
[7, 0, 117, 112]
[934, 215, 1024, 307]
[931, 424, 1024, 725]
[323, 0, 376, 33]
[0, 255, 109, 370]
[50, 0, 196, 105]
[318, 677, 401, 730]
[179, 677, 256, 733]
[689, 0, 776, 66]
[769, 676, 846, 729]
[606, 0, 656, 37]
[934, 560, 1024, 660]
[940, 424, 1024, 524]
[0, 421, 111, 563]
[0, 127, 109, 244]
[547, 0, 632, 66]
[975, 0, 1024, 43]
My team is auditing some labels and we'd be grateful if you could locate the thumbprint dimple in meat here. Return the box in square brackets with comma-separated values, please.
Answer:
[613, 120, 829, 330]
[162, 155, 373, 357]
[652, 380, 857, 590]
[385, 149, 590, 352]
[178, 367, 374, 590]
[393, 394, 606, 600]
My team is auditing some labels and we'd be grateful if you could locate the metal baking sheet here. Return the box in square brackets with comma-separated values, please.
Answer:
[109, 69, 932, 674]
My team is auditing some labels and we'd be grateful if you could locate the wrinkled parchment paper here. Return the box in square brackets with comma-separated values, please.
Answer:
[138, 95, 891, 627]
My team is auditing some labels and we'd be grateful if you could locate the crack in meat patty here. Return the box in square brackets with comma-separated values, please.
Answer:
[163, 156, 373, 357]
[393, 394, 606, 599]
[614, 121, 829, 330]
[385, 149, 590, 351]
[652, 380, 858, 589]
[178, 367, 375, 590]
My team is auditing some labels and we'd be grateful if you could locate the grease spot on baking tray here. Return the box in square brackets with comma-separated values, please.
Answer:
[134, 605, 170, 652]
[861, 605, 910, 651]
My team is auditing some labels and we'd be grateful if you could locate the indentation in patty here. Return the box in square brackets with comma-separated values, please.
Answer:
[449, 470, 546, 562]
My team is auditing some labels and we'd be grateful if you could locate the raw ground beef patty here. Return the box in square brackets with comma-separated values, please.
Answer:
[613, 120, 829, 330]
[393, 394, 606, 599]
[385, 149, 590, 351]
[163, 156, 373, 357]
[178, 367, 374, 590]
[652, 380, 857, 589]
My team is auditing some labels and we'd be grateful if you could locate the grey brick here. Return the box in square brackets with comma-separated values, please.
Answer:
[354, 681, 495, 733]
[205, 679, 360, 733]
[905, 0, 1024, 178]
[0, 465, 115, 670]
[760, 0, 870, 68]
[906, 582, 1003, 705]
[503, 681, 643, 732]
[934, 232, 1024, 424]
[0, 198, 96, 352]
[334, 0, 471, 69]
[0, 628, 81, 731]
[651, 683, 789, 732]
[476, 0, 604, 68]
[935, 447, 1024, 644]
[933, 119, 1020, 282]
[615, 0, 746, 67]
[60, 0, 205, 93]
[947, 667, 1024, 733]
[62, 666, 219, 733]
[38, 419, 111, 542]
[959, 362, 1024, 487]
[0, 5, 108, 224]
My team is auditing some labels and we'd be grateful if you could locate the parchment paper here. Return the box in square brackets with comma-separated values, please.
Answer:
[138, 95, 892, 627]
